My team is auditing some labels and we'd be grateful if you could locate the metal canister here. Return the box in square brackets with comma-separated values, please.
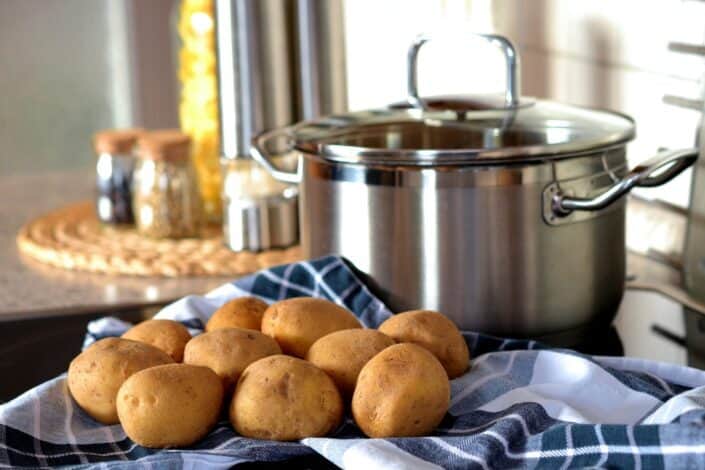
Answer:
[214, 0, 298, 251]
[294, 0, 348, 119]
[93, 129, 143, 224]
[214, 0, 346, 252]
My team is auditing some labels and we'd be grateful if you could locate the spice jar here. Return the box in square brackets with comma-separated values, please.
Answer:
[93, 129, 143, 224]
[132, 130, 202, 238]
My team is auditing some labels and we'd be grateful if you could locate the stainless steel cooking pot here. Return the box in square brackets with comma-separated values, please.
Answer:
[251, 33, 698, 336]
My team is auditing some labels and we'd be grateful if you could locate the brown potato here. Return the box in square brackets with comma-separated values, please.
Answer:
[183, 328, 282, 391]
[117, 364, 223, 448]
[306, 329, 395, 398]
[206, 297, 269, 332]
[67, 338, 174, 424]
[261, 297, 362, 357]
[378, 310, 470, 378]
[352, 343, 450, 438]
[230, 355, 343, 441]
[122, 319, 192, 362]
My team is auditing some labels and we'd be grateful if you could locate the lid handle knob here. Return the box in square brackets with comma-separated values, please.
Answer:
[407, 32, 521, 110]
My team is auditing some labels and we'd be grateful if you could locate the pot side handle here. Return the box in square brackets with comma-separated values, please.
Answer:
[551, 148, 698, 216]
[250, 128, 302, 184]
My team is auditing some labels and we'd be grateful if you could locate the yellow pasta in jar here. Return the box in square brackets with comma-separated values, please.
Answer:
[178, 0, 221, 223]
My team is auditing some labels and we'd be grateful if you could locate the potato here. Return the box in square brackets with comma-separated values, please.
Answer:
[67, 338, 173, 424]
[206, 297, 268, 332]
[261, 297, 362, 357]
[117, 363, 223, 448]
[230, 355, 343, 441]
[306, 329, 395, 398]
[378, 310, 470, 378]
[122, 319, 192, 362]
[183, 328, 282, 391]
[352, 343, 450, 438]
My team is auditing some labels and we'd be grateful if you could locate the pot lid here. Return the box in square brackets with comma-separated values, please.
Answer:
[292, 98, 634, 166]
[293, 95, 634, 165]
[289, 33, 635, 166]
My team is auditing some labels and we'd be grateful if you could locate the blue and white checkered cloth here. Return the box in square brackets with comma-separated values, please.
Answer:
[3, 255, 705, 469]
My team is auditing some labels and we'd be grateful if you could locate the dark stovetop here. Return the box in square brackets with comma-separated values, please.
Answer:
[542, 288, 705, 368]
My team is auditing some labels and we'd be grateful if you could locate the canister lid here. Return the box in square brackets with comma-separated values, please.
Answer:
[93, 129, 144, 155]
[137, 130, 192, 161]
[291, 97, 635, 166]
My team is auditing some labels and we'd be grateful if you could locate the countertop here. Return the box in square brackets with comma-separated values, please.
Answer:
[0, 171, 234, 321]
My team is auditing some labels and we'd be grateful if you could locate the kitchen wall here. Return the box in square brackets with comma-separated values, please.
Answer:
[0, 0, 179, 176]
[0, 0, 114, 175]
[344, 0, 503, 110]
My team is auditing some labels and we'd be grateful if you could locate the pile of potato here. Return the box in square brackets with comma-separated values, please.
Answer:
[67, 296, 470, 448]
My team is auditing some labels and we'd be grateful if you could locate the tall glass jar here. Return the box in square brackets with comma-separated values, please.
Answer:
[132, 130, 202, 238]
[177, 0, 221, 223]
[93, 129, 143, 224]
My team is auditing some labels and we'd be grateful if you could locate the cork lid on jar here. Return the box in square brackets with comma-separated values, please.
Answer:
[93, 129, 144, 154]
[137, 130, 192, 161]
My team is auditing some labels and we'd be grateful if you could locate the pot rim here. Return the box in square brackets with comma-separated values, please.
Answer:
[294, 133, 635, 167]
[296, 141, 633, 170]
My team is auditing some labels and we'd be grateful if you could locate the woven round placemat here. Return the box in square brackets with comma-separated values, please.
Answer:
[17, 201, 301, 277]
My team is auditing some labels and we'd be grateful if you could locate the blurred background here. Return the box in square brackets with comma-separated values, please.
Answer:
[2, 0, 703, 210]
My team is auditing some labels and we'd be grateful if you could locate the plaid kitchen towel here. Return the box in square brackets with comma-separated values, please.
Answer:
[3, 256, 705, 469]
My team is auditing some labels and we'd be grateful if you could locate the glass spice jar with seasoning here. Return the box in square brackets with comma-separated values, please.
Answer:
[132, 130, 202, 238]
[93, 129, 143, 224]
